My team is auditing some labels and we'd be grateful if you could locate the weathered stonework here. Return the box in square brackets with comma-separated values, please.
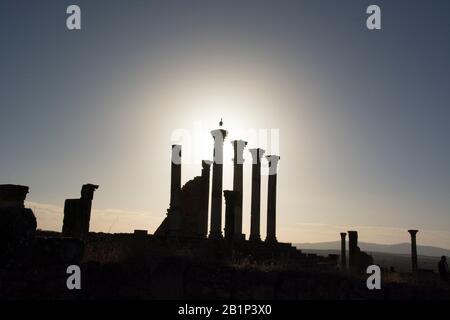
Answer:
[62, 184, 98, 239]
[0, 184, 37, 267]
[348, 230, 374, 274]
[155, 160, 211, 238]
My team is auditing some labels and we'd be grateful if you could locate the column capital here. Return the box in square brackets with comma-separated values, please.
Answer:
[408, 230, 418, 237]
[347, 231, 358, 240]
[171, 144, 182, 153]
[340, 232, 347, 239]
[81, 184, 99, 201]
[266, 155, 280, 175]
[231, 139, 247, 143]
[231, 139, 248, 146]
[211, 129, 228, 140]
[171, 144, 182, 165]
[249, 148, 265, 164]
[231, 140, 248, 164]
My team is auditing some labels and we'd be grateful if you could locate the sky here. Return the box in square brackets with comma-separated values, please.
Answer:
[1, 0, 450, 249]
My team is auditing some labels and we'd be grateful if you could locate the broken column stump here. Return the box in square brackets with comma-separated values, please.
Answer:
[0, 184, 37, 267]
[62, 184, 98, 240]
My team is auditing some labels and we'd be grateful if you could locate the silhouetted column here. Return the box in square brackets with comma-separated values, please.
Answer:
[340, 232, 347, 269]
[200, 160, 212, 238]
[265, 155, 280, 243]
[249, 148, 265, 241]
[170, 145, 182, 209]
[348, 231, 358, 274]
[63, 184, 99, 239]
[80, 184, 98, 235]
[408, 230, 419, 274]
[224, 190, 237, 241]
[231, 140, 247, 240]
[167, 145, 182, 236]
[209, 129, 228, 239]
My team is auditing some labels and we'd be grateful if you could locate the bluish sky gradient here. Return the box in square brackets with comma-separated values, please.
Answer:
[1, 0, 450, 248]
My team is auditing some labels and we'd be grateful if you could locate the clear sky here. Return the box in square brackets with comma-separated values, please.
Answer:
[1, 0, 450, 249]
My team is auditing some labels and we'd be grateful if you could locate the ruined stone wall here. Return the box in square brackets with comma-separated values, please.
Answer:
[0, 185, 37, 267]
[155, 174, 208, 238]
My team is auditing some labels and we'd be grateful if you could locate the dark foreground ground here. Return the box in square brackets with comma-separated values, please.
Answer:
[1, 257, 450, 300]
[1, 231, 449, 300]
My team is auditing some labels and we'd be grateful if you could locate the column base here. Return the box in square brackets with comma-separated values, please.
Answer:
[208, 231, 223, 240]
[265, 237, 278, 244]
[233, 233, 246, 241]
[249, 235, 261, 242]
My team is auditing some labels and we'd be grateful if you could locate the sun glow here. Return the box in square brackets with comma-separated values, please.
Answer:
[168, 80, 273, 160]
[168, 104, 280, 170]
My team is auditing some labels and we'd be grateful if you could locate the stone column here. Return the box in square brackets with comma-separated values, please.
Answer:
[209, 129, 228, 239]
[200, 160, 212, 238]
[231, 140, 247, 240]
[348, 231, 358, 274]
[170, 145, 182, 209]
[167, 145, 182, 236]
[63, 184, 98, 239]
[340, 232, 347, 269]
[265, 155, 280, 243]
[249, 148, 265, 241]
[224, 190, 237, 241]
[408, 230, 419, 274]
[79, 184, 99, 237]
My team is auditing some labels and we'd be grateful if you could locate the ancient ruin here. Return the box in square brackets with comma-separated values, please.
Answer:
[224, 190, 238, 241]
[231, 140, 247, 240]
[249, 148, 265, 241]
[1, 184, 84, 270]
[0, 184, 37, 267]
[154, 146, 212, 238]
[340, 232, 347, 269]
[265, 155, 280, 243]
[209, 128, 228, 239]
[153, 121, 282, 245]
[347, 230, 374, 274]
[1, 121, 445, 300]
[62, 184, 99, 239]
[409, 229, 419, 273]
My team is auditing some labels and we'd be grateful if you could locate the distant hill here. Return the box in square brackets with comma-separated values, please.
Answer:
[294, 241, 450, 257]
[297, 248, 441, 272]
